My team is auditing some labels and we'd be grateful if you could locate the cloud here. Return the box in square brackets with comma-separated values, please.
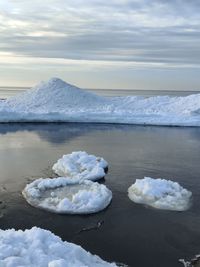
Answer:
[0, 0, 200, 90]
[0, 0, 200, 67]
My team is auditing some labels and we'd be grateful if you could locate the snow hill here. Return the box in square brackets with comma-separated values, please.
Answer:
[0, 77, 200, 126]
[5, 78, 108, 113]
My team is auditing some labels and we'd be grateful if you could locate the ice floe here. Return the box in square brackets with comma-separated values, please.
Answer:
[0, 77, 200, 126]
[22, 177, 112, 214]
[128, 177, 192, 211]
[0, 227, 117, 267]
[52, 151, 108, 181]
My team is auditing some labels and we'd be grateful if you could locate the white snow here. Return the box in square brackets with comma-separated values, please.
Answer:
[0, 77, 200, 126]
[22, 177, 112, 214]
[53, 151, 108, 181]
[0, 227, 117, 267]
[128, 177, 192, 211]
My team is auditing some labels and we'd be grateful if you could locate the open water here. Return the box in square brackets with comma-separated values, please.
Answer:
[0, 122, 200, 267]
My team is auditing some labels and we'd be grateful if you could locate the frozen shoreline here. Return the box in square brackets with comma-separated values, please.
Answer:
[0, 227, 117, 267]
[0, 77, 200, 126]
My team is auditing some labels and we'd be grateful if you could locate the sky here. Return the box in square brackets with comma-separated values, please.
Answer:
[0, 0, 200, 90]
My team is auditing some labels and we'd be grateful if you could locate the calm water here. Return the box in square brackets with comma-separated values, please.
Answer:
[0, 86, 200, 98]
[0, 123, 200, 267]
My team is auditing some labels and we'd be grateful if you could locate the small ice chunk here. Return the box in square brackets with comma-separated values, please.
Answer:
[0, 227, 117, 267]
[128, 177, 192, 211]
[22, 177, 112, 214]
[52, 151, 108, 181]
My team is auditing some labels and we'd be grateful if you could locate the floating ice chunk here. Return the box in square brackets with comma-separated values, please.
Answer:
[22, 177, 112, 214]
[52, 151, 108, 181]
[0, 227, 117, 267]
[128, 177, 192, 211]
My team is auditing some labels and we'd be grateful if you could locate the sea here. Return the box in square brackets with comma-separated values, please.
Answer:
[0, 86, 200, 99]
[0, 87, 200, 267]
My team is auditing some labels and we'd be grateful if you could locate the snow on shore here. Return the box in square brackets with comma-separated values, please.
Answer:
[22, 177, 112, 214]
[0, 77, 200, 126]
[0, 227, 117, 267]
[53, 151, 108, 181]
[128, 177, 192, 211]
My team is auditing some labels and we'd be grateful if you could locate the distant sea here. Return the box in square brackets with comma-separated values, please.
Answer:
[0, 86, 199, 99]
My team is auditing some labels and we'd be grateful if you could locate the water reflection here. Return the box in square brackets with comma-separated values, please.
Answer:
[0, 123, 200, 266]
[0, 123, 124, 143]
[0, 123, 200, 144]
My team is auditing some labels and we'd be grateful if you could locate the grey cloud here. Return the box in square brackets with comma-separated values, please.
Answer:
[0, 0, 200, 67]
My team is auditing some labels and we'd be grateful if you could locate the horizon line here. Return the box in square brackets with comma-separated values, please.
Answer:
[0, 86, 199, 92]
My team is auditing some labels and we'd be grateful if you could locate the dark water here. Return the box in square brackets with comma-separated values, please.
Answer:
[0, 87, 200, 98]
[0, 123, 200, 267]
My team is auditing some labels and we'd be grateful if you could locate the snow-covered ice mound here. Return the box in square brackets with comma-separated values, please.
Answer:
[1, 77, 200, 126]
[0, 227, 117, 267]
[128, 177, 192, 211]
[4, 77, 108, 113]
[22, 177, 112, 214]
[53, 151, 108, 181]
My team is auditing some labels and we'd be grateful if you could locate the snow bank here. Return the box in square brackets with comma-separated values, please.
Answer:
[0, 77, 200, 126]
[0, 227, 117, 267]
[22, 177, 112, 214]
[128, 177, 192, 211]
[53, 151, 108, 181]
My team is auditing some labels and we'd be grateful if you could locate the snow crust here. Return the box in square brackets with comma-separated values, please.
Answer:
[128, 177, 192, 211]
[0, 227, 117, 267]
[0, 77, 200, 126]
[22, 177, 112, 214]
[53, 151, 108, 181]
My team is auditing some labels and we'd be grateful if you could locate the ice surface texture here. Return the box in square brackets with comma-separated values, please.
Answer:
[53, 151, 108, 181]
[22, 177, 112, 214]
[0, 77, 200, 126]
[0, 227, 117, 267]
[128, 177, 192, 211]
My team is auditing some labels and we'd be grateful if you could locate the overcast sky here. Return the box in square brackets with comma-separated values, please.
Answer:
[0, 0, 200, 90]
